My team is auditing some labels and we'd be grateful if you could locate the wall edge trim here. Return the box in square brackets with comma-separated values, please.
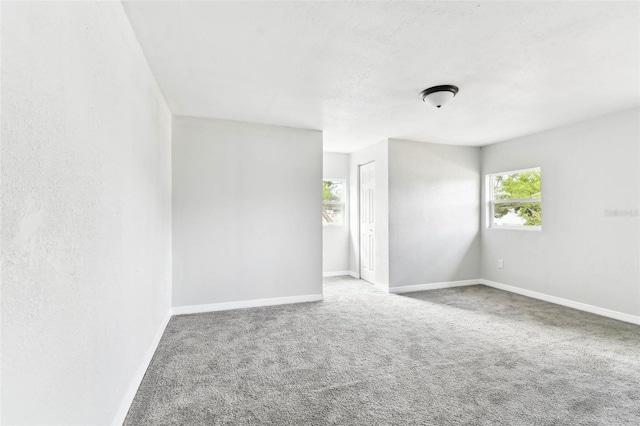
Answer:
[112, 310, 172, 426]
[389, 279, 480, 294]
[480, 279, 640, 326]
[172, 294, 324, 316]
[369, 281, 390, 293]
[323, 270, 352, 277]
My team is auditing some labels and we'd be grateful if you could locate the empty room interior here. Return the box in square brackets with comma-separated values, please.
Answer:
[2, 1, 640, 425]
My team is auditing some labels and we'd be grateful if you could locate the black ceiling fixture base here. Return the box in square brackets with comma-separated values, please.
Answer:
[420, 85, 459, 102]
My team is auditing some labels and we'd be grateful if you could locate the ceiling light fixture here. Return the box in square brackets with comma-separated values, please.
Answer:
[420, 85, 459, 108]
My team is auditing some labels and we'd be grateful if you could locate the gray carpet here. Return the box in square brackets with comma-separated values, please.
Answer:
[125, 277, 640, 425]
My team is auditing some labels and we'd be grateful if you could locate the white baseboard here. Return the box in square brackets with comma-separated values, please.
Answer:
[480, 279, 640, 326]
[369, 281, 390, 293]
[112, 310, 172, 426]
[349, 271, 360, 279]
[389, 279, 480, 294]
[323, 270, 352, 277]
[172, 293, 324, 316]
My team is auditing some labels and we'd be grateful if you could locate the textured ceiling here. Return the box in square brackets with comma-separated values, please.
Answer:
[123, 1, 640, 152]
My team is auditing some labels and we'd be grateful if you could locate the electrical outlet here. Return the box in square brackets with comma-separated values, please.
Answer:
[497, 259, 504, 269]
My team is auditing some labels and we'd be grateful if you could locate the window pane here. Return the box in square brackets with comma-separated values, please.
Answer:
[493, 201, 542, 227]
[492, 169, 541, 200]
[323, 202, 344, 225]
[323, 180, 345, 226]
[323, 180, 344, 202]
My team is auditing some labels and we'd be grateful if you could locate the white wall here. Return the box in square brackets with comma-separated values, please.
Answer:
[1, 2, 172, 425]
[349, 141, 390, 286]
[172, 116, 323, 308]
[388, 139, 481, 287]
[323, 153, 350, 275]
[481, 108, 640, 316]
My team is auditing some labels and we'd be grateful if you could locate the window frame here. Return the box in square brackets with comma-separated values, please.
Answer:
[486, 167, 542, 231]
[322, 178, 346, 227]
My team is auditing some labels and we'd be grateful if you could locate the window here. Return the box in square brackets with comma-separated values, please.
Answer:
[487, 167, 541, 230]
[323, 179, 345, 226]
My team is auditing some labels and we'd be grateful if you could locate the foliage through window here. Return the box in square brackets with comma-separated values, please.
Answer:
[488, 168, 541, 229]
[323, 180, 345, 226]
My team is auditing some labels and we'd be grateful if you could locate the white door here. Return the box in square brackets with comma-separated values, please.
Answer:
[359, 162, 375, 283]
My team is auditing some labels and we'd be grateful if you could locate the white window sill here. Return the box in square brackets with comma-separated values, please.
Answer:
[487, 226, 541, 232]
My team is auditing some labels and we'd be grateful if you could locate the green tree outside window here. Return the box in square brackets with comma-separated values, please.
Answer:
[492, 170, 541, 226]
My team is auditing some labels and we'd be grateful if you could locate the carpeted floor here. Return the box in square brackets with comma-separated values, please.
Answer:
[125, 277, 640, 425]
